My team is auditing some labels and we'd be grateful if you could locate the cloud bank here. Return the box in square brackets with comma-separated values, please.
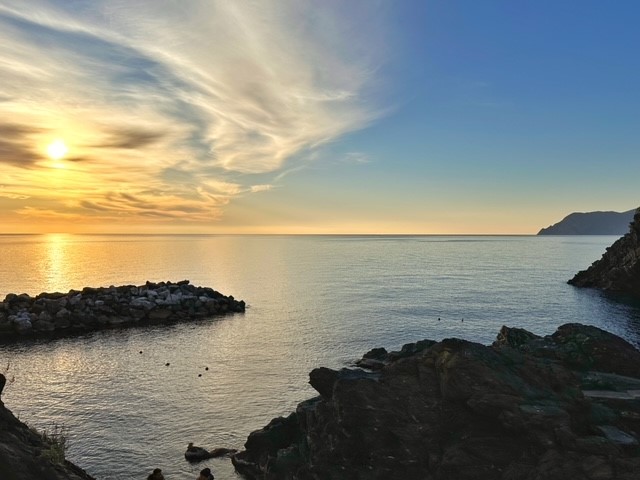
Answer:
[0, 0, 386, 229]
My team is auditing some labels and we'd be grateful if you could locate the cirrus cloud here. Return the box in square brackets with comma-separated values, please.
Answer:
[0, 0, 387, 228]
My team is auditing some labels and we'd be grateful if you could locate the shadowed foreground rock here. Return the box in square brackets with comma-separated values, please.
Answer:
[0, 280, 245, 339]
[0, 375, 96, 480]
[569, 207, 640, 297]
[233, 323, 640, 480]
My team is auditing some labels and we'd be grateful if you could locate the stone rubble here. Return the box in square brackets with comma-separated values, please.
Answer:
[0, 280, 245, 339]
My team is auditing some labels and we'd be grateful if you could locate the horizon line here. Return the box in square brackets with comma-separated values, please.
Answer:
[0, 232, 620, 237]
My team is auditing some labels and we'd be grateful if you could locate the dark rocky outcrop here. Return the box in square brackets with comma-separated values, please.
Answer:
[0, 280, 245, 340]
[0, 375, 96, 480]
[233, 323, 640, 480]
[569, 208, 640, 297]
[185, 442, 237, 462]
[538, 209, 635, 235]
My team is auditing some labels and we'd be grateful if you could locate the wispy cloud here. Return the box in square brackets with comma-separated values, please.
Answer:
[0, 1, 386, 228]
[0, 185, 30, 200]
[343, 152, 372, 165]
[0, 122, 44, 167]
[250, 185, 273, 193]
[91, 127, 165, 150]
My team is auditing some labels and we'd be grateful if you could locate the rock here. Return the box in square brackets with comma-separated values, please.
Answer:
[148, 308, 172, 321]
[354, 357, 386, 370]
[308, 367, 338, 399]
[550, 323, 640, 377]
[232, 413, 300, 478]
[0, 281, 245, 340]
[596, 425, 638, 446]
[209, 447, 237, 458]
[11, 312, 33, 334]
[33, 320, 56, 332]
[0, 389, 96, 479]
[569, 207, 640, 297]
[131, 298, 154, 310]
[494, 325, 541, 348]
[184, 443, 213, 462]
[233, 323, 640, 480]
[184, 442, 233, 462]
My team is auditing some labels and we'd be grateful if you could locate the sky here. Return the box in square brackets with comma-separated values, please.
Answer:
[0, 0, 638, 234]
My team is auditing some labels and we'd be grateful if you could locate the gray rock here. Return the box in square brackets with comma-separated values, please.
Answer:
[597, 425, 638, 446]
[12, 314, 32, 334]
[131, 298, 154, 310]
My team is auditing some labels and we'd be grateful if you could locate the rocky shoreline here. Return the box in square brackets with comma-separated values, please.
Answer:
[0, 280, 245, 339]
[232, 323, 640, 480]
[0, 376, 96, 480]
[569, 207, 640, 298]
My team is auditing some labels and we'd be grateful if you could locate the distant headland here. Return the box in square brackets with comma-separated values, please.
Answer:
[538, 209, 635, 235]
[0, 280, 245, 339]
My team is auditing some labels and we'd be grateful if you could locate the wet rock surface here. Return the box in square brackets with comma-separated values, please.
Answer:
[0, 280, 245, 339]
[569, 207, 640, 298]
[233, 323, 640, 480]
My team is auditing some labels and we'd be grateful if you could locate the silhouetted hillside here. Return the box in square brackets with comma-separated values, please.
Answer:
[538, 209, 635, 235]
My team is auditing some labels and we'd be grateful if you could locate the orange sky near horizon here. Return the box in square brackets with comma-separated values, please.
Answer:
[1, 2, 638, 235]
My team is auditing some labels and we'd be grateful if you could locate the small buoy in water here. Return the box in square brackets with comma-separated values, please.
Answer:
[139, 351, 143, 354]
[198, 374, 202, 377]
[205, 367, 209, 371]
[437, 317, 441, 321]
[165, 363, 170, 366]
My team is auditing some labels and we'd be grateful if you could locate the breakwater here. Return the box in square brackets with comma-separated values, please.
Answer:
[0, 280, 245, 339]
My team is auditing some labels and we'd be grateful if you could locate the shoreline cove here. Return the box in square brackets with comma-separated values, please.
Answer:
[0, 234, 638, 479]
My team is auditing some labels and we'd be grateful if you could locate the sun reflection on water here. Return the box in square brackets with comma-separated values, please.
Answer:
[40, 234, 74, 294]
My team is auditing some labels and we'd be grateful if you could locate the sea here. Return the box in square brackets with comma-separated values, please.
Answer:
[1, 234, 639, 480]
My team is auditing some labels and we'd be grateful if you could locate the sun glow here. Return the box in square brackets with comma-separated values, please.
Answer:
[46, 139, 68, 160]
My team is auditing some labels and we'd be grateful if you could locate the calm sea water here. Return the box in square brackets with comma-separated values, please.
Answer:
[1, 234, 639, 480]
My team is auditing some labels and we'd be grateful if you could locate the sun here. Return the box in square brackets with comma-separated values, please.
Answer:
[46, 139, 68, 160]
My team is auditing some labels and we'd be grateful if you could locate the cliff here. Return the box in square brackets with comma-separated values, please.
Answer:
[233, 323, 640, 480]
[568, 208, 640, 297]
[538, 209, 635, 235]
[0, 376, 96, 480]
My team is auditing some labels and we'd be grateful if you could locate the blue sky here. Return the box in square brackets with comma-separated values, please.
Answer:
[0, 1, 638, 233]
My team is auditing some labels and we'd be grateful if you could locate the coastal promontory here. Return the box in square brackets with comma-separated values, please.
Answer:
[538, 209, 636, 235]
[233, 323, 640, 480]
[0, 280, 245, 339]
[569, 208, 640, 297]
